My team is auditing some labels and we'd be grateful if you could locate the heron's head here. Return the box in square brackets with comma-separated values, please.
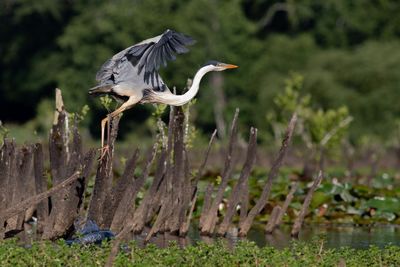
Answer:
[203, 60, 238, 72]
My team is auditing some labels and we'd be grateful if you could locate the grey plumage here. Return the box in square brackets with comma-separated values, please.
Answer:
[90, 29, 195, 99]
[89, 29, 237, 150]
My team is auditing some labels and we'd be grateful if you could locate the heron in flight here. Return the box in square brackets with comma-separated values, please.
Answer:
[89, 29, 238, 150]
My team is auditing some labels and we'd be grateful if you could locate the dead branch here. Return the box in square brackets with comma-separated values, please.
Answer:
[33, 143, 48, 233]
[265, 205, 281, 234]
[1, 172, 81, 221]
[239, 112, 297, 236]
[216, 127, 257, 236]
[87, 115, 120, 227]
[111, 144, 157, 233]
[274, 182, 298, 228]
[199, 183, 214, 230]
[291, 171, 323, 238]
[200, 109, 239, 235]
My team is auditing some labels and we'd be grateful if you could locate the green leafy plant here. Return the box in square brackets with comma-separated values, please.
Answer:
[0, 121, 9, 145]
[1, 239, 400, 266]
[267, 73, 311, 145]
[268, 73, 352, 173]
[146, 103, 168, 149]
[182, 98, 197, 149]
[100, 95, 113, 113]
[69, 104, 90, 123]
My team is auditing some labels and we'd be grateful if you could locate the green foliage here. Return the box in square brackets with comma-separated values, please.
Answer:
[365, 197, 400, 214]
[70, 104, 90, 123]
[2, 0, 400, 144]
[146, 103, 168, 148]
[182, 98, 198, 148]
[268, 73, 352, 161]
[305, 106, 351, 148]
[99, 96, 113, 113]
[0, 239, 400, 266]
[152, 104, 168, 119]
[273, 73, 311, 121]
[0, 121, 9, 145]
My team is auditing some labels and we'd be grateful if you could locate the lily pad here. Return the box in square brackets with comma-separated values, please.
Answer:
[373, 210, 396, 221]
[352, 184, 373, 198]
[310, 191, 331, 209]
[365, 197, 400, 213]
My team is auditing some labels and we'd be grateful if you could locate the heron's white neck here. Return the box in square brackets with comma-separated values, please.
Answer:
[153, 65, 214, 106]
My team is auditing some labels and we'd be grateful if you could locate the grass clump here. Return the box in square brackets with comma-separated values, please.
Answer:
[1, 239, 400, 266]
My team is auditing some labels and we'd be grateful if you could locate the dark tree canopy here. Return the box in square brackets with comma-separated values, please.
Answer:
[1, 0, 400, 142]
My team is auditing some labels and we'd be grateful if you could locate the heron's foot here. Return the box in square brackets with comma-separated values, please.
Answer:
[98, 145, 110, 161]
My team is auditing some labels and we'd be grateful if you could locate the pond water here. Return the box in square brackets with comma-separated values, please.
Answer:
[247, 224, 400, 249]
[135, 224, 400, 249]
[15, 222, 400, 249]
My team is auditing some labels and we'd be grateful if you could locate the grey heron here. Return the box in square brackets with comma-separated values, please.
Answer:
[89, 29, 238, 151]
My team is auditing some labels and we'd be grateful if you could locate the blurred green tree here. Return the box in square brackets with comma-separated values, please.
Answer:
[1, 0, 400, 144]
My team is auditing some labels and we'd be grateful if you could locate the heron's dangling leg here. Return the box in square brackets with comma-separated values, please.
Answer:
[99, 95, 141, 160]
[101, 117, 109, 148]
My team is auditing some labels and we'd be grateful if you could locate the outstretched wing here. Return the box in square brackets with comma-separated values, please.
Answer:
[95, 29, 195, 87]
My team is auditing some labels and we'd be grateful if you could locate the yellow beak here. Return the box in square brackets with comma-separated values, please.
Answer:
[223, 63, 239, 69]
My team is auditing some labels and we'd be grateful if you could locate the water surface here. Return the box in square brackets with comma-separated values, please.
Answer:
[138, 224, 400, 249]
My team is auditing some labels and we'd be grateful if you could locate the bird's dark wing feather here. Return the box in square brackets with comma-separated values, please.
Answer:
[95, 30, 195, 87]
[128, 30, 195, 85]
[95, 49, 130, 83]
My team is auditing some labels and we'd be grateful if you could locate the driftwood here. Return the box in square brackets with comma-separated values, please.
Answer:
[7, 145, 34, 232]
[1, 87, 311, 254]
[200, 109, 239, 235]
[274, 182, 298, 228]
[239, 177, 249, 225]
[0, 140, 17, 237]
[105, 145, 159, 267]
[291, 171, 323, 238]
[265, 205, 281, 234]
[78, 149, 97, 214]
[44, 89, 69, 237]
[185, 129, 217, 234]
[42, 89, 93, 240]
[87, 115, 120, 228]
[199, 183, 214, 230]
[50, 123, 84, 238]
[145, 106, 176, 239]
[0, 89, 96, 240]
[33, 143, 48, 233]
[216, 127, 257, 236]
[167, 106, 186, 233]
[131, 149, 167, 233]
[111, 144, 157, 233]
[2, 172, 80, 221]
[101, 149, 140, 228]
[239, 112, 297, 236]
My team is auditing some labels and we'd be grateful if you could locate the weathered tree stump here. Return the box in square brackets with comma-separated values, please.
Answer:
[291, 171, 323, 238]
[239, 112, 297, 236]
[200, 109, 239, 235]
[265, 205, 281, 234]
[87, 115, 120, 228]
[216, 127, 257, 236]
[274, 182, 298, 228]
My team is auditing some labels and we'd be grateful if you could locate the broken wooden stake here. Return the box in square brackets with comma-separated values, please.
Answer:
[265, 205, 281, 234]
[216, 127, 257, 236]
[1, 172, 81, 222]
[274, 182, 298, 228]
[291, 171, 323, 238]
[201, 109, 239, 235]
[239, 112, 297, 236]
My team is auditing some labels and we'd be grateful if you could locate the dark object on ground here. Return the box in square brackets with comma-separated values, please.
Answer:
[66, 220, 114, 245]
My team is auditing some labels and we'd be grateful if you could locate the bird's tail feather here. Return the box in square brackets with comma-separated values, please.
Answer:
[88, 84, 112, 95]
